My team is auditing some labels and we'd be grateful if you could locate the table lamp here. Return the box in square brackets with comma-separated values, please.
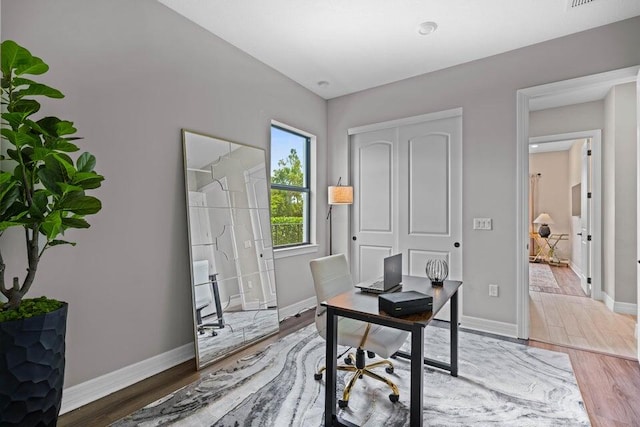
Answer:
[533, 212, 554, 238]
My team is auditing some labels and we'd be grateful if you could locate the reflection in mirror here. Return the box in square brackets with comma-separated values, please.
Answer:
[183, 130, 279, 369]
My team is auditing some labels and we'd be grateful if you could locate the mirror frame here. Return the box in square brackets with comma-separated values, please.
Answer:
[182, 129, 279, 369]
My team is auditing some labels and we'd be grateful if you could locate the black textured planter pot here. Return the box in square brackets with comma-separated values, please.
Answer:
[0, 303, 67, 427]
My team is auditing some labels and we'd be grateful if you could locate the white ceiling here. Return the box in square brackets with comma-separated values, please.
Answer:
[158, 0, 640, 99]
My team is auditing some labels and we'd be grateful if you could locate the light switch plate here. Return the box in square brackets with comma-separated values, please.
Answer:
[473, 218, 492, 230]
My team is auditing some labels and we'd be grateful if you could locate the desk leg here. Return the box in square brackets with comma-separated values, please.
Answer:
[450, 291, 458, 377]
[410, 325, 424, 427]
[325, 308, 338, 426]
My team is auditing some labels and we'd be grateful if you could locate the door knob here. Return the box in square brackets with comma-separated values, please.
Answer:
[352, 236, 357, 241]
[577, 232, 582, 236]
[454, 242, 460, 248]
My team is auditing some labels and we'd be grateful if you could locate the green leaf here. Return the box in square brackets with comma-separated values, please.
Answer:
[10, 99, 40, 115]
[6, 149, 20, 162]
[61, 217, 90, 229]
[48, 239, 77, 247]
[55, 120, 76, 136]
[1, 128, 38, 147]
[1, 111, 29, 129]
[37, 161, 64, 195]
[28, 190, 50, 219]
[40, 210, 62, 240]
[71, 173, 104, 190]
[77, 152, 96, 173]
[32, 147, 52, 162]
[0, 172, 13, 185]
[11, 77, 38, 87]
[13, 83, 64, 99]
[49, 138, 80, 152]
[16, 55, 49, 77]
[52, 153, 76, 178]
[58, 182, 83, 194]
[35, 117, 62, 136]
[60, 194, 101, 215]
[1, 40, 32, 76]
[0, 180, 20, 217]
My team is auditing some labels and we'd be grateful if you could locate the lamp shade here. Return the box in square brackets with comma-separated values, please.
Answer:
[328, 186, 353, 205]
[533, 213, 554, 225]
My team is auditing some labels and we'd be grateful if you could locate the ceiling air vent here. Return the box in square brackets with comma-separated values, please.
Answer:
[567, 0, 596, 8]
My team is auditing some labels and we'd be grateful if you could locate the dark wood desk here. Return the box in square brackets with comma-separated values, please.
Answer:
[322, 276, 462, 427]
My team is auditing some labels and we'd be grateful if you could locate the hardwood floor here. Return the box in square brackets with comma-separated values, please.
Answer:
[58, 309, 317, 427]
[59, 308, 640, 427]
[529, 264, 637, 359]
[530, 341, 640, 426]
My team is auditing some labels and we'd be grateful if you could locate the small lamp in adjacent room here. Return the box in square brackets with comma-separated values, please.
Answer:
[533, 212, 554, 238]
[327, 178, 353, 255]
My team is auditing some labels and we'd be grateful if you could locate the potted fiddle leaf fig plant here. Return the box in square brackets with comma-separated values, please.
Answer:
[0, 40, 104, 425]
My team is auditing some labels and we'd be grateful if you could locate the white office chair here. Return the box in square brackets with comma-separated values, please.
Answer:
[310, 254, 409, 408]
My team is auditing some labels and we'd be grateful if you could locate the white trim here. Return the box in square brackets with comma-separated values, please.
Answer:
[601, 292, 637, 316]
[278, 296, 316, 321]
[603, 292, 615, 311]
[460, 315, 518, 338]
[347, 107, 463, 135]
[59, 296, 314, 415]
[521, 66, 640, 99]
[516, 66, 639, 340]
[274, 244, 319, 259]
[270, 120, 318, 250]
[516, 91, 530, 339]
[60, 343, 194, 415]
[614, 301, 638, 315]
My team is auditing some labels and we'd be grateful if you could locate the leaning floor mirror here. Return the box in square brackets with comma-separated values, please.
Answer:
[182, 130, 279, 369]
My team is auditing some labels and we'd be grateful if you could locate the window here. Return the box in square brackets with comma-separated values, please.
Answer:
[270, 124, 311, 248]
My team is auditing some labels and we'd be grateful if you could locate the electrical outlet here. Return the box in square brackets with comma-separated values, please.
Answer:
[489, 284, 499, 297]
[473, 218, 493, 230]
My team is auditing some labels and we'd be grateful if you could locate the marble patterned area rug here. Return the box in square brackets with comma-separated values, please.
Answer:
[112, 324, 589, 427]
[529, 263, 560, 292]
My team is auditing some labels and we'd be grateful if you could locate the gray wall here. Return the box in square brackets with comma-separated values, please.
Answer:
[2, 0, 639, 395]
[1, 0, 326, 387]
[327, 16, 640, 325]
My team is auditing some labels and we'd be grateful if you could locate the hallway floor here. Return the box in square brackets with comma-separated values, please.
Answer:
[529, 265, 637, 359]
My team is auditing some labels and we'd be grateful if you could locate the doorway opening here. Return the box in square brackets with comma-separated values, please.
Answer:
[516, 65, 639, 360]
[525, 134, 635, 358]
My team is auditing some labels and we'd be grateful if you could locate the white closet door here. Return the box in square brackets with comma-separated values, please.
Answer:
[350, 127, 398, 283]
[398, 116, 462, 320]
[350, 113, 462, 321]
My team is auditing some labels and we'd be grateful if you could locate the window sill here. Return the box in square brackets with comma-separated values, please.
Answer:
[274, 244, 319, 259]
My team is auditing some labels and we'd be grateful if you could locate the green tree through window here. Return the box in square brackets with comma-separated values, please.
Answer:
[270, 125, 310, 247]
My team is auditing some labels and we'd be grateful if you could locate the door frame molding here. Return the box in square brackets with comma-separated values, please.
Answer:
[516, 65, 640, 339]
[348, 107, 463, 135]
[528, 130, 602, 301]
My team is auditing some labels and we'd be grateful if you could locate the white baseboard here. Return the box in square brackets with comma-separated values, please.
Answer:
[602, 292, 637, 315]
[61, 296, 318, 414]
[460, 315, 518, 338]
[278, 296, 317, 321]
[613, 301, 638, 315]
[60, 343, 195, 415]
[568, 261, 583, 278]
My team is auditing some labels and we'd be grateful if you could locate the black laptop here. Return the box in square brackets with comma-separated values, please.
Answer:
[356, 253, 403, 294]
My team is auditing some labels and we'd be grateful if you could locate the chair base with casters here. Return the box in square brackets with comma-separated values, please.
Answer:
[314, 323, 400, 407]
[309, 254, 409, 409]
